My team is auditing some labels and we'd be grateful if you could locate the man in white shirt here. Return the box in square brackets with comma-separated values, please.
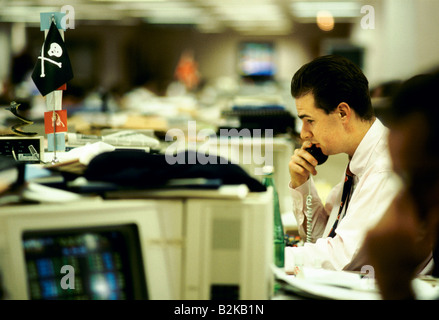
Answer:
[285, 55, 400, 272]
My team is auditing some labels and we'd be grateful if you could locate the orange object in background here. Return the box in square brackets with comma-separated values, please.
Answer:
[174, 49, 200, 91]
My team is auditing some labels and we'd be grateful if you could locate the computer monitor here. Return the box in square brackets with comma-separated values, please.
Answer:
[0, 199, 183, 300]
[0, 194, 273, 300]
[238, 42, 276, 81]
[22, 224, 146, 300]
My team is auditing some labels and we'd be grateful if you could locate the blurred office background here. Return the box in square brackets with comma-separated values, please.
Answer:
[0, 0, 439, 198]
[2, 0, 439, 116]
[2, 0, 439, 102]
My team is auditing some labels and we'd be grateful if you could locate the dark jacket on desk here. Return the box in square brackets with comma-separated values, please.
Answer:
[84, 150, 266, 192]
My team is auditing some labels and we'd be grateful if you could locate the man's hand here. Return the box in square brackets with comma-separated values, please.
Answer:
[289, 141, 318, 189]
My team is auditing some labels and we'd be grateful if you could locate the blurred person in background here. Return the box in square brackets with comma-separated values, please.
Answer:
[364, 71, 439, 299]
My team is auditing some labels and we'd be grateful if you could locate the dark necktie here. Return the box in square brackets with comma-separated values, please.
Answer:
[328, 166, 354, 238]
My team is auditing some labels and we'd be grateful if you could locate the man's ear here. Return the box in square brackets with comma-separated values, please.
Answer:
[337, 102, 351, 122]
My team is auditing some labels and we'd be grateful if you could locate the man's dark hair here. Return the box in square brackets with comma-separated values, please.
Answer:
[291, 55, 374, 120]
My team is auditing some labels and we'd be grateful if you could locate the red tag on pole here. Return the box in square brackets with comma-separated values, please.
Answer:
[44, 110, 68, 134]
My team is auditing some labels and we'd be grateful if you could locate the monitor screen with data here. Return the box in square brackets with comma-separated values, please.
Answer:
[238, 42, 276, 81]
[22, 223, 147, 300]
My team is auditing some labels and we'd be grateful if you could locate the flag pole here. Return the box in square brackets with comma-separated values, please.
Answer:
[52, 103, 58, 164]
[50, 14, 59, 164]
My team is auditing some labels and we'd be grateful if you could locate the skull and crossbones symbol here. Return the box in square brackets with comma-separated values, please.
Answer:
[38, 42, 63, 77]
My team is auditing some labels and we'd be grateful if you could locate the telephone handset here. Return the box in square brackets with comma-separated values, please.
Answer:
[304, 144, 328, 243]
[305, 144, 328, 166]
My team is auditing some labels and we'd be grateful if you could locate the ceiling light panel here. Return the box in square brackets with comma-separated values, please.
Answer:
[205, 1, 290, 33]
[140, 1, 205, 24]
[211, 3, 285, 21]
[290, 1, 362, 18]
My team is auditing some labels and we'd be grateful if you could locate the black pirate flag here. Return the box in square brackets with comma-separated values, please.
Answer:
[31, 21, 73, 97]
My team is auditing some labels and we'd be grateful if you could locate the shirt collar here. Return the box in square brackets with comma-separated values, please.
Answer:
[349, 118, 388, 177]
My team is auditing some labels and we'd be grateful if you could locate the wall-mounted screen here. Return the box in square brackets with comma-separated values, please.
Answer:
[238, 42, 276, 81]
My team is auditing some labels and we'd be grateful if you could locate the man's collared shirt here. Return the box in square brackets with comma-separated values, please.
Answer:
[285, 118, 401, 271]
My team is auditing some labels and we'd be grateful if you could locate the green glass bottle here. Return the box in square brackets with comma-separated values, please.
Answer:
[262, 166, 285, 268]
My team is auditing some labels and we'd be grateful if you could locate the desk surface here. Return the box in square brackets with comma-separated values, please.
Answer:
[272, 265, 439, 300]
